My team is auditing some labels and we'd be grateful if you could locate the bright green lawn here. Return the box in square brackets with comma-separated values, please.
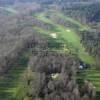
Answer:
[35, 12, 94, 64]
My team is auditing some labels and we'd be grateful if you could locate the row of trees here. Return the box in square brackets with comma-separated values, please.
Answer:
[80, 30, 100, 68]
[52, 1, 100, 23]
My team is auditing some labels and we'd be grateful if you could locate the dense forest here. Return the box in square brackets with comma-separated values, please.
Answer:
[0, 0, 100, 100]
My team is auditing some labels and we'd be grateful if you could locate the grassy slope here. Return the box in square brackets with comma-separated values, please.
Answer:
[35, 12, 94, 64]
[34, 11, 100, 94]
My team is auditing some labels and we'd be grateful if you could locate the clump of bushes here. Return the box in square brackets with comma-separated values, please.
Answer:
[26, 51, 96, 100]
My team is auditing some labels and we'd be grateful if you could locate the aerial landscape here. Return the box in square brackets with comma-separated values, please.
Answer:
[0, 0, 100, 100]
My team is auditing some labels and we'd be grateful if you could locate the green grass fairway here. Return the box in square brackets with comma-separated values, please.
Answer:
[35, 12, 94, 64]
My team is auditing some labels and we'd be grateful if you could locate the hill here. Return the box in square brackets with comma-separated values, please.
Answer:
[0, 0, 100, 100]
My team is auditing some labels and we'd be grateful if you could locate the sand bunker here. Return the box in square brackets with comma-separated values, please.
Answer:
[51, 73, 59, 79]
[66, 29, 71, 32]
[50, 33, 57, 38]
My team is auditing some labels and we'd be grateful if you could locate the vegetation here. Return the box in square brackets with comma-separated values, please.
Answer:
[0, 0, 100, 100]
